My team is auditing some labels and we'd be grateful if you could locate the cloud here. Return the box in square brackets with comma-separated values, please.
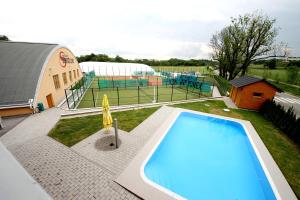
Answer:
[1, 0, 299, 58]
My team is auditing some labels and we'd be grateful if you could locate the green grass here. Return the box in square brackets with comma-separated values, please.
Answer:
[173, 101, 300, 198]
[247, 64, 300, 86]
[49, 99, 300, 197]
[268, 80, 300, 97]
[48, 106, 159, 147]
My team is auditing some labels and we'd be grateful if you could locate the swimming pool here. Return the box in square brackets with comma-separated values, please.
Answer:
[117, 108, 296, 200]
[143, 112, 276, 200]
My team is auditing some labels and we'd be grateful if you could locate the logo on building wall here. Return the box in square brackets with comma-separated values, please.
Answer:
[59, 51, 74, 67]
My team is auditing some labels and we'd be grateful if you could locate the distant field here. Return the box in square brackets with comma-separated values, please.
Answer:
[152, 66, 209, 74]
[247, 64, 300, 86]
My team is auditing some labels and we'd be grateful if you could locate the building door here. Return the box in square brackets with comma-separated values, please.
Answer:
[46, 94, 54, 108]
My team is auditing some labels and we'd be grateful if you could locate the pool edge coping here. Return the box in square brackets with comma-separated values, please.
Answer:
[115, 107, 297, 200]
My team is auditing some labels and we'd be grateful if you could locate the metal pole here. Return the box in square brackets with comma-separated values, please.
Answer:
[76, 85, 80, 98]
[117, 87, 120, 106]
[156, 77, 159, 102]
[114, 118, 119, 148]
[91, 88, 96, 107]
[71, 89, 75, 109]
[171, 84, 174, 102]
[186, 82, 189, 100]
[98, 77, 100, 90]
[64, 89, 70, 109]
[138, 86, 140, 104]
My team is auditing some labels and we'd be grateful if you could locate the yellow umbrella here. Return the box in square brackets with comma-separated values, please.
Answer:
[102, 94, 113, 131]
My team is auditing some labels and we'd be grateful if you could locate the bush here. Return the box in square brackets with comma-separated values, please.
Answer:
[260, 100, 300, 145]
[264, 59, 276, 69]
[286, 66, 300, 84]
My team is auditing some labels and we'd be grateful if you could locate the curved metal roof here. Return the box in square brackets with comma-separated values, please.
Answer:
[0, 42, 58, 106]
[80, 61, 154, 76]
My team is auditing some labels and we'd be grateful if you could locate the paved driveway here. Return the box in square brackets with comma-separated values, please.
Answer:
[274, 92, 300, 118]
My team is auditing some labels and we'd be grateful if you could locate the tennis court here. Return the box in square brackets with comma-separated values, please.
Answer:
[76, 78, 212, 108]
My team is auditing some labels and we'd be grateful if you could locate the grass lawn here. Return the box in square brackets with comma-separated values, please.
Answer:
[247, 64, 300, 86]
[48, 106, 160, 147]
[48, 100, 300, 198]
[269, 80, 300, 97]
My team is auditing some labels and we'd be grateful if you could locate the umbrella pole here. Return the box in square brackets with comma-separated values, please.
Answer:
[114, 118, 119, 148]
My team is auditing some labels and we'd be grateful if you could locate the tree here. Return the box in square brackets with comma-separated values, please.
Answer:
[264, 59, 276, 69]
[210, 12, 278, 80]
[0, 35, 9, 41]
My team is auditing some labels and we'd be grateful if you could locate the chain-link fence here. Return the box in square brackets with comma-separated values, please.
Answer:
[64, 71, 95, 109]
[64, 72, 216, 109]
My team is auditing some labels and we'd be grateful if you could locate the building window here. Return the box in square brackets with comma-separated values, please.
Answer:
[62, 72, 67, 85]
[77, 69, 79, 77]
[253, 92, 263, 97]
[73, 70, 76, 79]
[69, 71, 72, 82]
[53, 74, 60, 89]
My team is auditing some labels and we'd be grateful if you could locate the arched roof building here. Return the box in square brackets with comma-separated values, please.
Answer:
[0, 41, 83, 116]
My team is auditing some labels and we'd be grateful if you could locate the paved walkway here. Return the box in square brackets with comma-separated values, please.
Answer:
[0, 106, 175, 199]
[223, 96, 238, 109]
[72, 106, 176, 177]
[212, 86, 222, 98]
[1, 108, 62, 147]
[0, 115, 28, 137]
[8, 136, 138, 200]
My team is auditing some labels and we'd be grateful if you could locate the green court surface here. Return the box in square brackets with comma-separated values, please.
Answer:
[77, 85, 210, 108]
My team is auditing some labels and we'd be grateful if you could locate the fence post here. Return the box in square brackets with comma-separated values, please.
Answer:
[117, 87, 120, 106]
[212, 82, 215, 97]
[138, 86, 140, 104]
[82, 78, 86, 91]
[91, 88, 96, 107]
[171, 84, 174, 102]
[64, 89, 70, 109]
[76, 87, 80, 103]
[186, 82, 189, 100]
[199, 83, 202, 98]
[98, 77, 100, 91]
[71, 89, 75, 109]
[156, 84, 158, 103]
[112, 77, 115, 90]
[125, 75, 127, 88]
[79, 83, 83, 96]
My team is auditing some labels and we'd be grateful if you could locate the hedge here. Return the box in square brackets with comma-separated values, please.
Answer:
[259, 100, 300, 145]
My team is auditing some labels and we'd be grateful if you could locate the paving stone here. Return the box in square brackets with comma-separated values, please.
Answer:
[1, 106, 176, 199]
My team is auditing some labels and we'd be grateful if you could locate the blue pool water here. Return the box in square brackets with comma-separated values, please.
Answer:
[144, 112, 276, 200]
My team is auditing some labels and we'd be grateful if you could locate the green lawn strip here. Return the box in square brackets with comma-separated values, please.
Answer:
[48, 106, 160, 147]
[268, 80, 300, 97]
[172, 100, 300, 198]
[247, 64, 300, 86]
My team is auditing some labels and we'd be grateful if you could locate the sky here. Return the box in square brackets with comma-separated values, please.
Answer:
[1, 0, 300, 59]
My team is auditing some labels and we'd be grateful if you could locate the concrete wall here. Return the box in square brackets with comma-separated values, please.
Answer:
[36, 47, 83, 109]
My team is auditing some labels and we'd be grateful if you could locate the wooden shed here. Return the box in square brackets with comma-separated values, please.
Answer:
[229, 76, 282, 110]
